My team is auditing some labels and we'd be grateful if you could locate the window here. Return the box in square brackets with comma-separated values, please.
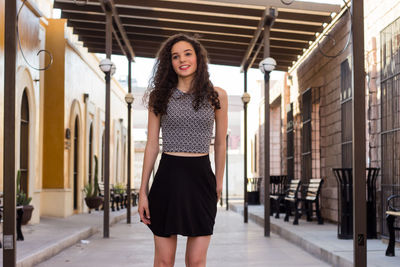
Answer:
[287, 103, 294, 181]
[341, 58, 353, 168]
[301, 88, 312, 182]
[380, 16, 400, 240]
[20, 89, 29, 195]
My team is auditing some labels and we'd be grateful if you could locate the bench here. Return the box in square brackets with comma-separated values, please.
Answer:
[283, 179, 301, 224]
[98, 182, 118, 211]
[0, 194, 24, 248]
[298, 178, 324, 224]
[269, 175, 288, 218]
[385, 194, 400, 256]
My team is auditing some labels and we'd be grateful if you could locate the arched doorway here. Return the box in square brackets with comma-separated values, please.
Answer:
[88, 123, 93, 185]
[73, 116, 79, 210]
[20, 89, 29, 195]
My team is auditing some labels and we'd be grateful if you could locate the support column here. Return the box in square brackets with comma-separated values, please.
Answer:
[263, 20, 271, 238]
[3, 0, 17, 265]
[127, 57, 132, 224]
[103, 8, 112, 238]
[244, 69, 248, 223]
[352, 0, 367, 265]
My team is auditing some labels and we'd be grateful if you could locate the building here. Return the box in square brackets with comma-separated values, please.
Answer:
[0, 0, 132, 222]
[254, 0, 400, 241]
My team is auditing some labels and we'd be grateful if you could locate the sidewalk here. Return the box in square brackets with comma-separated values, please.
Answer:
[0, 208, 134, 267]
[229, 202, 400, 267]
[37, 208, 328, 267]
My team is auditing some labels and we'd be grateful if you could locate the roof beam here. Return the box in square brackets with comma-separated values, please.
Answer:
[99, 0, 135, 59]
[194, 0, 341, 13]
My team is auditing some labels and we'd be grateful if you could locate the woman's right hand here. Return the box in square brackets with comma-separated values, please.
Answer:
[138, 192, 151, 225]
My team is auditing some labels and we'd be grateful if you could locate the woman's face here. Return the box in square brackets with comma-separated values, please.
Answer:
[171, 41, 197, 79]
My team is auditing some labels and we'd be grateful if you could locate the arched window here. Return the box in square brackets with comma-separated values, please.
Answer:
[116, 139, 120, 183]
[101, 130, 105, 182]
[88, 123, 93, 184]
[73, 117, 79, 210]
[20, 89, 29, 195]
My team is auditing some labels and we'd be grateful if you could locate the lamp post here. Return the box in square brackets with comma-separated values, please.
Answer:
[259, 57, 276, 237]
[242, 91, 251, 223]
[225, 129, 231, 210]
[99, 56, 116, 238]
[125, 91, 134, 224]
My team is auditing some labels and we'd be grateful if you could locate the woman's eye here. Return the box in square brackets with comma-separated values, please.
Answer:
[172, 55, 178, 60]
[185, 52, 192, 56]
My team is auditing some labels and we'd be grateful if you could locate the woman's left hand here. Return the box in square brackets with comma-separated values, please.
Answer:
[216, 185, 223, 202]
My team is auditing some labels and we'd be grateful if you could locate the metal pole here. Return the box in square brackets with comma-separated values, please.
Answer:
[3, 0, 17, 265]
[244, 69, 248, 223]
[263, 23, 271, 237]
[225, 133, 229, 210]
[103, 8, 112, 239]
[351, 0, 366, 265]
[127, 57, 132, 224]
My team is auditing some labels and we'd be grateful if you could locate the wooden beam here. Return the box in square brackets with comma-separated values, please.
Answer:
[194, 0, 341, 13]
[240, 8, 270, 71]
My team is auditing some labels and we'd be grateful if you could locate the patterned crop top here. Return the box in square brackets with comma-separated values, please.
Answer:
[161, 88, 215, 153]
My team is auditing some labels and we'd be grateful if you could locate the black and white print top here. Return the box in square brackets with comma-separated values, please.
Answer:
[161, 87, 215, 153]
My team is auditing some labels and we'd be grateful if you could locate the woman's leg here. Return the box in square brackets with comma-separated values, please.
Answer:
[185, 235, 211, 267]
[154, 235, 177, 267]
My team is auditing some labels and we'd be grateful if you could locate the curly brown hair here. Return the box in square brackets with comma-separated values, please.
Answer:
[143, 33, 220, 116]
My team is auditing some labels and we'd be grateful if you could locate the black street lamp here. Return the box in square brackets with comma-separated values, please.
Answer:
[99, 56, 116, 238]
[259, 56, 276, 237]
[242, 91, 251, 223]
[225, 129, 231, 210]
[124, 92, 134, 224]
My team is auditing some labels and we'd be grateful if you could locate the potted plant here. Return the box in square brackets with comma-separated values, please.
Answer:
[16, 170, 34, 225]
[84, 155, 103, 212]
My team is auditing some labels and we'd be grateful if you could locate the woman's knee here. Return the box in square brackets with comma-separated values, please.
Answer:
[155, 257, 175, 267]
[186, 255, 206, 267]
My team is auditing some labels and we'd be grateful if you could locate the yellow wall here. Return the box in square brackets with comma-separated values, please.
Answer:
[43, 19, 66, 189]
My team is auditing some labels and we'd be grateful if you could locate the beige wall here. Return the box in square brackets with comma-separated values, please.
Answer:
[42, 19, 132, 217]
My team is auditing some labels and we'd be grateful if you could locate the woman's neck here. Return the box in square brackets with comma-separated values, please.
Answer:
[177, 76, 194, 92]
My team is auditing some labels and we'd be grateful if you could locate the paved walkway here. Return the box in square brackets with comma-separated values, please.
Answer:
[0, 208, 131, 267]
[37, 208, 328, 267]
[229, 203, 400, 267]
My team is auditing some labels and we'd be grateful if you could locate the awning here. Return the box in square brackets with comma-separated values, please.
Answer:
[54, 0, 341, 71]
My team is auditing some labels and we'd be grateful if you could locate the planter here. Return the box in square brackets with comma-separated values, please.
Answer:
[85, 196, 104, 211]
[21, 205, 34, 225]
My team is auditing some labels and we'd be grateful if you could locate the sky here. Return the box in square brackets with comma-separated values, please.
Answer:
[110, 55, 285, 96]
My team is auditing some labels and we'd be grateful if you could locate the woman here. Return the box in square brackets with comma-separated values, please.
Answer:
[139, 33, 228, 267]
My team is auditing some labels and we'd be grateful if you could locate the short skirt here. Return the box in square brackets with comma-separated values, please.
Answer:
[147, 152, 218, 237]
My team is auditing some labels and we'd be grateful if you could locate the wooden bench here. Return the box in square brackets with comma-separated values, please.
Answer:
[283, 179, 301, 224]
[0, 195, 24, 248]
[98, 182, 119, 211]
[270, 175, 288, 218]
[385, 194, 400, 256]
[298, 178, 324, 225]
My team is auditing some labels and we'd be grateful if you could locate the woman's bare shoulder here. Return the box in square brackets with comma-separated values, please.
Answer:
[213, 86, 227, 98]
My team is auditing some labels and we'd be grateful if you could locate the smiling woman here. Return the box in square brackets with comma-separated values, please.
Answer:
[139, 34, 228, 267]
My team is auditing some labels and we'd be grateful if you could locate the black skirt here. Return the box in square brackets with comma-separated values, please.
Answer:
[147, 152, 218, 237]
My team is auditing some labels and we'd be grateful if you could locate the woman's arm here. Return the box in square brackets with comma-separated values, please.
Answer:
[213, 87, 228, 201]
[138, 108, 161, 224]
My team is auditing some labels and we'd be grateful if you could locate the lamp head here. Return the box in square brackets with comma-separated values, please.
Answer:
[259, 57, 276, 73]
[99, 58, 116, 76]
[125, 93, 134, 104]
[241, 92, 251, 104]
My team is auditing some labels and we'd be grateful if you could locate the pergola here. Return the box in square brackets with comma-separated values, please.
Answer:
[3, 0, 367, 266]
[53, 0, 341, 71]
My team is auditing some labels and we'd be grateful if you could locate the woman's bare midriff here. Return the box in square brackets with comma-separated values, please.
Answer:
[164, 151, 208, 157]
